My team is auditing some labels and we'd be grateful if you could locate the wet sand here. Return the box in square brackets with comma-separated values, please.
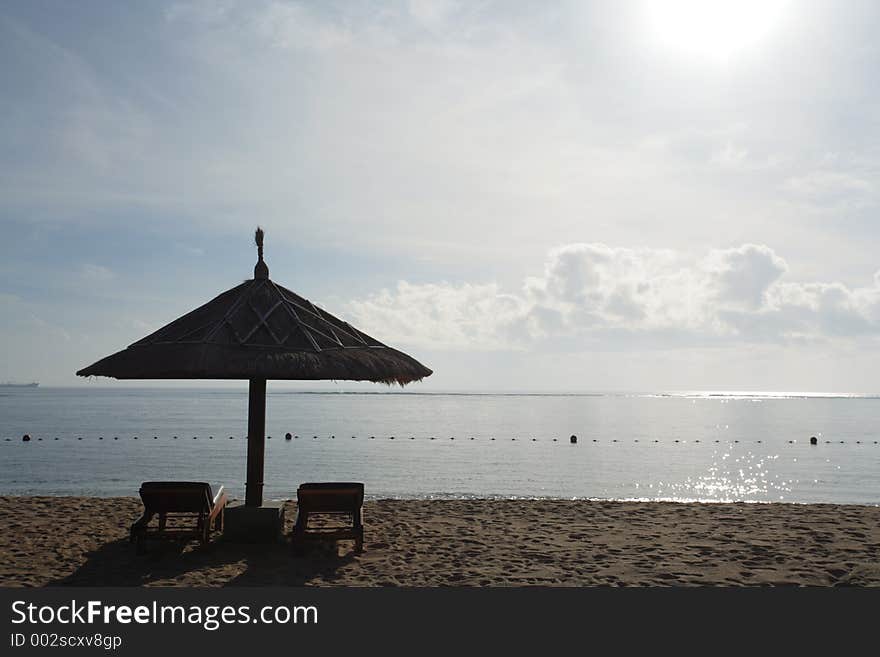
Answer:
[1, 496, 878, 586]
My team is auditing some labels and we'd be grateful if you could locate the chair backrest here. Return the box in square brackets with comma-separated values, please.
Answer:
[297, 482, 364, 512]
[139, 482, 213, 514]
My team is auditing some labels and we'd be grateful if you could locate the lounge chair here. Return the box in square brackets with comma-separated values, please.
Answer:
[130, 481, 227, 550]
[292, 482, 364, 554]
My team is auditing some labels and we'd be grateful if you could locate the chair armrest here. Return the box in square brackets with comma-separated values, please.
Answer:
[209, 489, 228, 523]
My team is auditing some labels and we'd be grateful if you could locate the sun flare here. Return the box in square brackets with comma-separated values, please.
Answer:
[647, 0, 788, 60]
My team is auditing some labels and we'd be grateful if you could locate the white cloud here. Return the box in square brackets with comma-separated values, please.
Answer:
[348, 243, 880, 350]
[702, 243, 787, 310]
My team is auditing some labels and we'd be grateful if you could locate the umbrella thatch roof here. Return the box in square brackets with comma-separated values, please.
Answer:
[77, 236, 432, 385]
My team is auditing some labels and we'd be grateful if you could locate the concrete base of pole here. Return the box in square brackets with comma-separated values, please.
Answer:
[223, 501, 285, 543]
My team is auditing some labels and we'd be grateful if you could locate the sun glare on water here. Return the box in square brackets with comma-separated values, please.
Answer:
[646, 0, 789, 61]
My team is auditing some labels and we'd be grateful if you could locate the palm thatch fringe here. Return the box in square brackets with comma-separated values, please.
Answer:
[77, 342, 430, 385]
[77, 277, 432, 385]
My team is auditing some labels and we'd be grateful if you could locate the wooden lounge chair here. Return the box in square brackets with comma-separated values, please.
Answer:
[130, 481, 227, 550]
[292, 482, 364, 554]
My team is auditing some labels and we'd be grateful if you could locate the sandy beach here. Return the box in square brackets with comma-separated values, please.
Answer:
[1, 496, 878, 586]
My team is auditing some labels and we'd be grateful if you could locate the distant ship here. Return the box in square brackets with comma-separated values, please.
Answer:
[0, 382, 39, 387]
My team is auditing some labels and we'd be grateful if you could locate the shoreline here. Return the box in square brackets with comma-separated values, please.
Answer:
[2, 496, 879, 586]
[3, 493, 880, 507]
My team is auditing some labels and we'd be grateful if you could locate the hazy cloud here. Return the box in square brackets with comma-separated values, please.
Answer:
[0, 293, 71, 342]
[4, 1, 880, 388]
[79, 263, 116, 283]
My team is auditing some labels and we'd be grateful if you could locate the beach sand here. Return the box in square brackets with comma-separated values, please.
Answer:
[1, 496, 878, 586]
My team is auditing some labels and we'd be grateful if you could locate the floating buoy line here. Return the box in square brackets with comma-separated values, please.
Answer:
[4, 433, 878, 445]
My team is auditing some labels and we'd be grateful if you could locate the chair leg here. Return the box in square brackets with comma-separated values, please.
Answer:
[354, 508, 364, 553]
[130, 511, 153, 544]
[293, 511, 309, 538]
[198, 514, 209, 545]
[291, 510, 309, 555]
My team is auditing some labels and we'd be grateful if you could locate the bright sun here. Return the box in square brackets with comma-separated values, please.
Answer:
[647, 0, 788, 61]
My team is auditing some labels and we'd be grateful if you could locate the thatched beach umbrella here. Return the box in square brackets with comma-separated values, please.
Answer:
[77, 229, 432, 507]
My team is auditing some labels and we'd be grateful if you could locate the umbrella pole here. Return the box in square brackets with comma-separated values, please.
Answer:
[245, 378, 267, 507]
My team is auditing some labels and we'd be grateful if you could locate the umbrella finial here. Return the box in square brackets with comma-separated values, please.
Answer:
[254, 227, 269, 279]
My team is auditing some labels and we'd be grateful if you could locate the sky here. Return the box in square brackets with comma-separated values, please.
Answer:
[2, 0, 880, 392]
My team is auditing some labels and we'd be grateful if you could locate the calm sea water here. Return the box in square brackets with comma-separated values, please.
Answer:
[0, 387, 878, 504]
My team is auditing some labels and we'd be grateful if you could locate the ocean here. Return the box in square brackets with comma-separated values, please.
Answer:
[1, 387, 878, 504]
